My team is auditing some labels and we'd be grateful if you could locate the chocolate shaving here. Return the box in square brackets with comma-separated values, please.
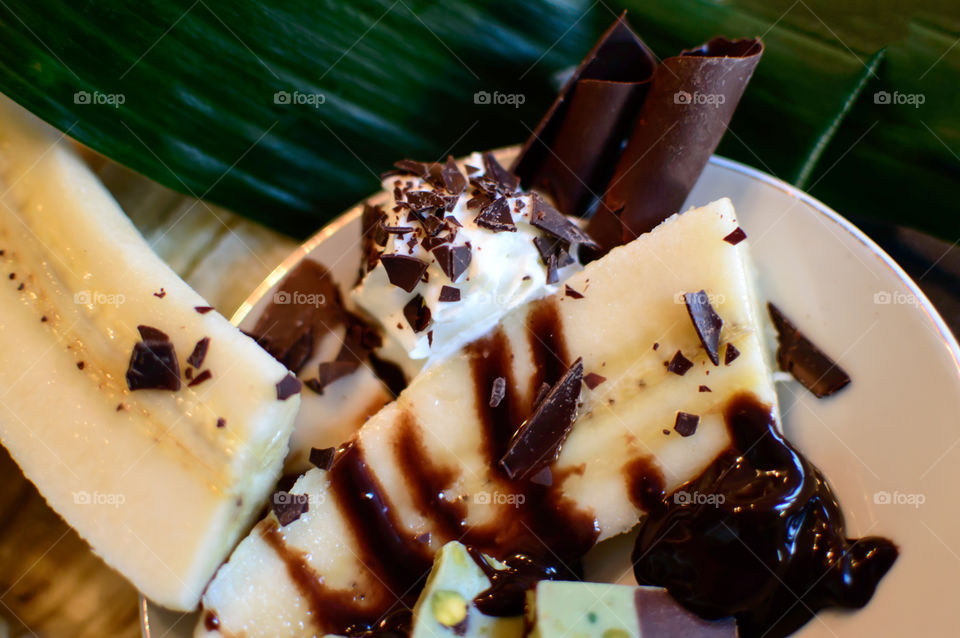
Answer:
[403, 294, 432, 333]
[421, 214, 444, 237]
[667, 350, 693, 376]
[380, 254, 429, 292]
[275, 374, 302, 401]
[442, 156, 467, 194]
[311, 360, 360, 393]
[530, 194, 598, 248]
[194, 306, 215, 315]
[723, 227, 747, 245]
[482, 152, 520, 193]
[187, 337, 210, 369]
[674, 412, 700, 437]
[683, 290, 723, 365]
[500, 357, 583, 480]
[216, 417, 226, 428]
[724, 343, 741, 366]
[768, 303, 851, 398]
[698, 385, 712, 392]
[533, 236, 574, 270]
[584, 372, 606, 389]
[187, 369, 212, 387]
[272, 492, 308, 527]
[153, 288, 166, 299]
[530, 466, 553, 487]
[126, 340, 181, 391]
[533, 381, 551, 407]
[545, 253, 559, 285]
[475, 198, 516, 233]
[383, 225, 414, 235]
[309, 446, 337, 471]
[406, 190, 446, 211]
[438, 285, 461, 302]
[489, 376, 506, 408]
[565, 285, 584, 299]
[137, 325, 169, 342]
[432, 244, 471, 282]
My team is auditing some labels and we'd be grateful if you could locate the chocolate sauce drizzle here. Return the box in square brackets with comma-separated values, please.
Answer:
[632, 393, 898, 638]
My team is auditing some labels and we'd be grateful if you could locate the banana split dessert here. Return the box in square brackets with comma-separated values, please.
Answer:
[0, 12, 897, 638]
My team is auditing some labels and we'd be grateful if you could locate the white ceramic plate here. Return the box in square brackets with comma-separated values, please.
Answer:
[142, 153, 960, 637]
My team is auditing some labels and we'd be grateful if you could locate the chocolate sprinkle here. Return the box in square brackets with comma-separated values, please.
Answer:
[724, 343, 741, 366]
[500, 357, 583, 480]
[489, 376, 507, 408]
[432, 244, 471, 282]
[187, 337, 210, 369]
[126, 340, 181, 391]
[768, 303, 851, 398]
[276, 374, 302, 401]
[667, 350, 693, 376]
[475, 198, 517, 233]
[194, 306, 215, 315]
[674, 412, 700, 437]
[403, 294, 432, 333]
[438, 285, 461, 302]
[530, 194, 598, 248]
[723, 227, 747, 245]
[187, 369, 212, 387]
[272, 492, 309, 527]
[137, 325, 169, 342]
[584, 372, 606, 389]
[442, 156, 467, 194]
[380, 254, 429, 292]
[699, 385, 712, 392]
[683, 290, 723, 365]
[565, 285, 584, 299]
[77, 361, 85, 370]
[309, 446, 337, 471]
[153, 288, 166, 299]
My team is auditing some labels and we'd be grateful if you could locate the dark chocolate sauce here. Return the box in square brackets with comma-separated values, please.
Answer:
[203, 610, 220, 631]
[466, 546, 578, 617]
[632, 393, 898, 638]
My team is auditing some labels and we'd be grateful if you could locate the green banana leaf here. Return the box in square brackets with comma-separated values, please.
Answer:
[0, 1, 955, 240]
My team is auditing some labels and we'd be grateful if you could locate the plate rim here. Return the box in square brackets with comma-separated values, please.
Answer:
[146, 153, 960, 635]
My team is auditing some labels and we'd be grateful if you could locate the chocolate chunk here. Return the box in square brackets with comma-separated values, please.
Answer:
[304, 378, 325, 395]
[403, 294, 432, 333]
[489, 376, 506, 408]
[311, 360, 360, 393]
[185, 367, 193, 380]
[275, 374, 302, 401]
[475, 198, 516, 233]
[383, 225, 414, 234]
[674, 412, 700, 437]
[724, 343, 740, 366]
[380, 254, 429, 292]
[153, 288, 166, 299]
[432, 244, 471, 282]
[187, 369, 212, 387]
[271, 492, 308, 527]
[667, 350, 693, 376]
[439, 285, 461, 302]
[768, 303, 851, 398]
[309, 446, 337, 471]
[545, 253, 559, 284]
[584, 372, 606, 389]
[698, 384, 712, 392]
[187, 337, 210, 369]
[445, 215, 463, 227]
[530, 466, 553, 487]
[406, 190, 446, 211]
[442, 156, 467, 195]
[392, 159, 432, 178]
[653, 342, 659, 351]
[533, 236, 573, 269]
[421, 214, 444, 237]
[467, 194, 492, 210]
[723, 227, 747, 245]
[77, 361, 85, 370]
[565, 285, 584, 299]
[421, 233, 453, 252]
[683, 290, 723, 365]
[126, 340, 181, 391]
[194, 306, 215, 315]
[216, 417, 226, 428]
[482, 152, 519, 193]
[530, 194, 598, 248]
[500, 357, 583, 480]
[137, 325, 169, 342]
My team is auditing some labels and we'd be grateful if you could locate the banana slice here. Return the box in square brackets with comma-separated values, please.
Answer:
[0, 97, 299, 611]
[198, 198, 778, 636]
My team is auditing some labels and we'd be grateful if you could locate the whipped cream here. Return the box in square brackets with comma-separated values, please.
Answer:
[352, 152, 593, 366]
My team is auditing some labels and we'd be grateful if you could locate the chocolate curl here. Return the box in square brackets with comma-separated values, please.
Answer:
[588, 38, 764, 253]
[512, 13, 656, 218]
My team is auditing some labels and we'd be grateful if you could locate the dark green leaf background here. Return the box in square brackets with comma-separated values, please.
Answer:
[0, 0, 956, 239]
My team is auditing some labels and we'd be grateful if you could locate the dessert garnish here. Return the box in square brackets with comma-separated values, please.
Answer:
[583, 372, 606, 389]
[723, 226, 747, 245]
[667, 350, 694, 375]
[275, 374, 302, 400]
[271, 491, 308, 527]
[187, 336, 210, 369]
[684, 290, 724, 365]
[126, 327, 181, 391]
[673, 411, 700, 437]
[724, 343, 740, 365]
[768, 302, 852, 398]
[309, 446, 336, 471]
